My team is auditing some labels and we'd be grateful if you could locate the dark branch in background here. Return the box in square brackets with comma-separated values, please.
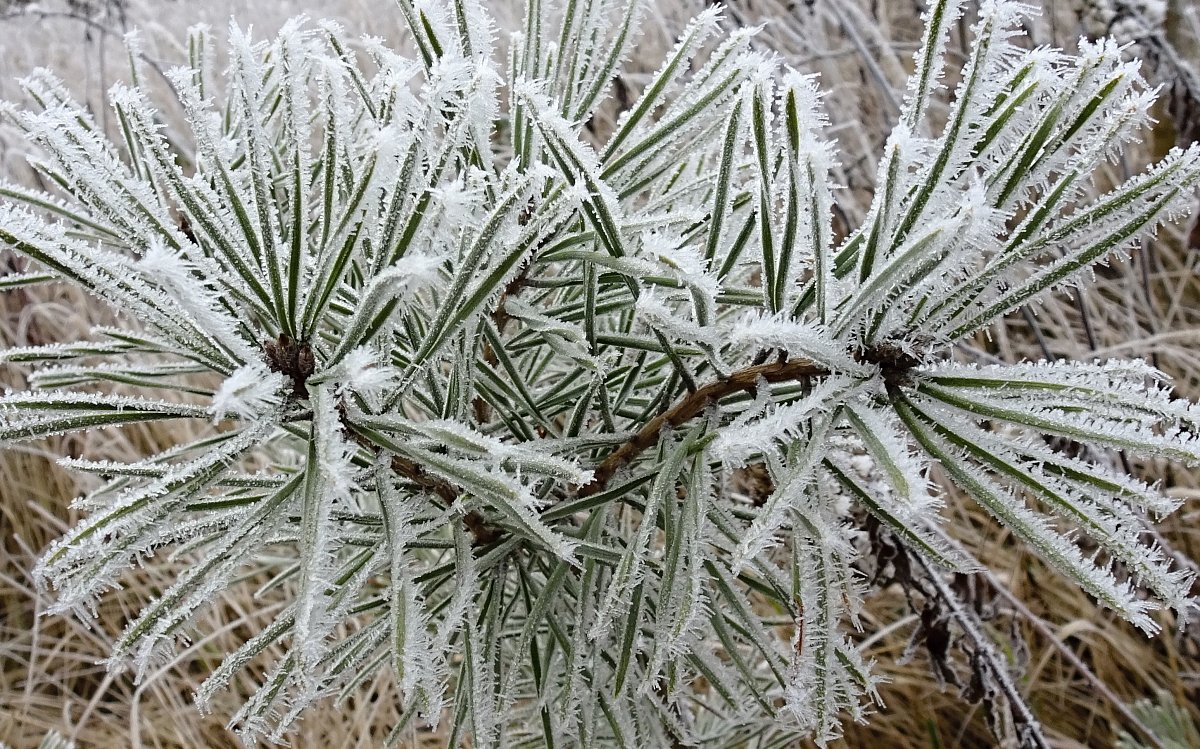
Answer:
[0, 6, 127, 38]
[0, 4, 180, 98]
[912, 552, 1053, 749]
[873, 511, 1170, 749]
[922, 524, 1172, 749]
[866, 513, 1051, 748]
[472, 264, 531, 425]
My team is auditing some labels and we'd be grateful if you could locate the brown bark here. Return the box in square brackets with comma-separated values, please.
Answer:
[576, 357, 829, 498]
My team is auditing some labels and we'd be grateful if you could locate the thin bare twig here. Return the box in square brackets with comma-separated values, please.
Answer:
[912, 550, 1053, 749]
[925, 523, 1169, 749]
[577, 357, 830, 497]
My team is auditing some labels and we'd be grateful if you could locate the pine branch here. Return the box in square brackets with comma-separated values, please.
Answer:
[388, 453, 460, 505]
[367, 434, 506, 551]
[4, 4, 1197, 743]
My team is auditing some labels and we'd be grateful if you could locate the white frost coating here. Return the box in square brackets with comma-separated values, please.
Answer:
[134, 241, 245, 353]
[379, 476, 447, 724]
[730, 410, 842, 574]
[634, 288, 720, 346]
[432, 171, 488, 227]
[900, 0, 968, 133]
[919, 416, 1164, 633]
[294, 386, 360, 682]
[602, 6, 726, 158]
[337, 346, 398, 403]
[209, 363, 285, 423]
[640, 231, 719, 301]
[1, 3, 1198, 745]
[728, 310, 870, 374]
[843, 403, 939, 514]
[712, 376, 860, 468]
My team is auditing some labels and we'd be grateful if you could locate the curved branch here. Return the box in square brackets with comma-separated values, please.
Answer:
[577, 357, 831, 497]
[365, 356, 832, 535]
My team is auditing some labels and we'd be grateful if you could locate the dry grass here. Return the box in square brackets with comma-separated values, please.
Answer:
[1, 1, 1199, 747]
[838, 485, 1200, 749]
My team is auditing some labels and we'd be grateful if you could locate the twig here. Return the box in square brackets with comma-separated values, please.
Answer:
[387, 454, 458, 505]
[822, 0, 904, 119]
[913, 550, 1053, 749]
[0, 7, 175, 93]
[387, 454, 501, 545]
[342, 411, 498, 545]
[925, 524, 1169, 749]
[381, 357, 832, 536]
[577, 357, 830, 497]
[473, 261, 532, 424]
[372, 357, 829, 519]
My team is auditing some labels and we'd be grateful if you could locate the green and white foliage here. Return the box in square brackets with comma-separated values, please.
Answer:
[1, 0, 1198, 745]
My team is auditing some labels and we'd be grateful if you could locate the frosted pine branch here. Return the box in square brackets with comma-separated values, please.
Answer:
[0, 1, 1198, 746]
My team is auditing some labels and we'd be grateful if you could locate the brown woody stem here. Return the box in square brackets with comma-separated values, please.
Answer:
[473, 269, 531, 424]
[342, 412, 497, 544]
[387, 454, 502, 545]
[370, 358, 829, 541]
[576, 358, 830, 498]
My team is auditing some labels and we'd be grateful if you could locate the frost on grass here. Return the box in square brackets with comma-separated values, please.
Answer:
[1, 0, 1199, 746]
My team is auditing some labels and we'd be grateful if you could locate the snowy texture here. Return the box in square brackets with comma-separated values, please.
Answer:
[0, 1, 1198, 747]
